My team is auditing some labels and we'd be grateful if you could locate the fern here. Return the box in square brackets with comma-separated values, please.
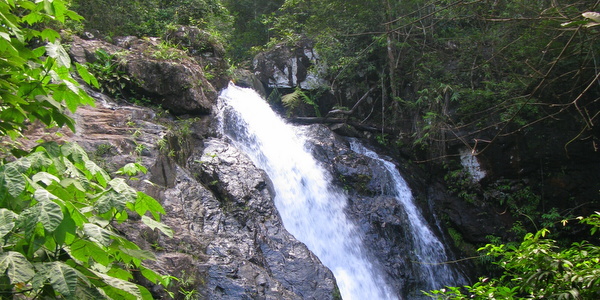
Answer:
[281, 88, 321, 117]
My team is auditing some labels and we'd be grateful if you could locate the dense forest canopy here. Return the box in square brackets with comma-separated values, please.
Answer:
[1, 0, 599, 298]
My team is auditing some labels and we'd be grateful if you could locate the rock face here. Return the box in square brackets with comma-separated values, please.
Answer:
[69, 35, 218, 115]
[253, 40, 327, 89]
[39, 96, 338, 299]
[25, 36, 339, 299]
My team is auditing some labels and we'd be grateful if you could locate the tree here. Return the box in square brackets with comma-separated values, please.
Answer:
[0, 0, 172, 298]
[70, 0, 233, 38]
[221, 0, 285, 62]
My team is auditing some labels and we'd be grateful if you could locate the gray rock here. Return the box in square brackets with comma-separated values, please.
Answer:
[68, 35, 218, 115]
[253, 40, 328, 89]
[232, 69, 267, 98]
[188, 139, 338, 299]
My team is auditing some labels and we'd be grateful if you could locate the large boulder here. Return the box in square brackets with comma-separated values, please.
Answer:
[69, 35, 218, 115]
[164, 25, 230, 90]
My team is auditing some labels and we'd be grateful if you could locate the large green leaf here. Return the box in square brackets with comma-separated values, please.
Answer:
[32, 172, 60, 186]
[75, 63, 99, 88]
[70, 239, 110, 266]
[118, 246, 156, 265]
[36, 199, 64, 232]
[134, 191, 165, 220]
[84, 160, 110, 187]
[93, 270, 143, 300]
[45, 41, 71, 68]
[61, 142, 89, 163]
[0, 251, 35, 284]
[95, 190, 128, 214]
[74, 281, 108, 300]
[0, 208, 16, 239]
[1, 163, 25, 198]
[18, 207, 42, 237]
[33, 188, 58, 202]
[141, 215, 173, 238]
[83, 223, 114, 247]
[108, 178, 137, 202]
[139, 265, 163, 285]
[32, 261, 79, 296]
[52, 206, 77, 245]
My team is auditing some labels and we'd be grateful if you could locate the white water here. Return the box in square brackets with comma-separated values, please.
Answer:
[217, 84, 398, 300]
[349, 140, 465, 290]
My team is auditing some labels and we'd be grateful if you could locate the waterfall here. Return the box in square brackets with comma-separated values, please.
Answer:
[217, 84, 398, 300]
[349, 140, 466, 291]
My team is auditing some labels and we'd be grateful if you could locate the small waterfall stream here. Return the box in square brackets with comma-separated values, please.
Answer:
[349, 140, 466, 291]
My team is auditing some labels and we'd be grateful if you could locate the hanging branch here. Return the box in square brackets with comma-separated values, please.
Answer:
[326, 87, 375, 117]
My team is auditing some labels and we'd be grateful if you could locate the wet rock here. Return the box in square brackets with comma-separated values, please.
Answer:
[187, 139, 338, 299]
[300, 124, 469, 298]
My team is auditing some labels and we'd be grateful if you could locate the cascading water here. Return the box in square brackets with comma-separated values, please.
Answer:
[349, 140, 466, 291]
[217, 83, 398, 300]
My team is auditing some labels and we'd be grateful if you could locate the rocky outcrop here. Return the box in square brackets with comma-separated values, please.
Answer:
[253, 40, 327, 89]
[32, 88, 338, 298]
[186, 139, 337, 299]
[69, 35, 218, 115]
[164, 25, 230, 89]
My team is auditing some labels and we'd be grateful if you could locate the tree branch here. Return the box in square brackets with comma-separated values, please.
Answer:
[326, 87, 374, 117]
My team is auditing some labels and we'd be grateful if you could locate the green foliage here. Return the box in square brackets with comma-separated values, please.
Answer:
[0, 0, 95, 139]
[425, 213, 600, 299]
[0, 1, 175, 298]
[281, 87, 321, 117]
[71, 0, 233, 38]
[151, 41, 187, 61]
[0, 142, 171, 298]
[85, 49, 132, 98]
[443, 167, 478, 204]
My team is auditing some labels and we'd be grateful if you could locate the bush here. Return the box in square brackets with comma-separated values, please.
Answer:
[425, 213, 600, 299]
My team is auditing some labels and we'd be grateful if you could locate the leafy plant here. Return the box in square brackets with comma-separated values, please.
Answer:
[151, 41, 187, 61]
[0, 142, 172, 299]
[425, 213, 600, 299]
[0, 0, 95, 140]
[281, 87, 321, 117]
[0, 1, 174, 298]
[86, 49, 132, 97]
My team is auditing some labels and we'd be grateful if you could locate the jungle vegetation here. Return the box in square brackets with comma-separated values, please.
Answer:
[2, 0, 599, 298]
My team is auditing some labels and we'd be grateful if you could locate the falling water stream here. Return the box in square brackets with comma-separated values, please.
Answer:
[349, 141, 466, 291]
[217, 83, 463, 299]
